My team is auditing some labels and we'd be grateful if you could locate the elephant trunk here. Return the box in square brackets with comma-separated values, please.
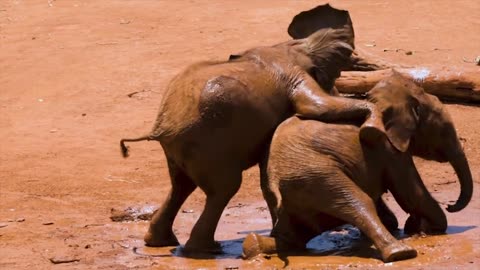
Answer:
[446, 147, 473, 213]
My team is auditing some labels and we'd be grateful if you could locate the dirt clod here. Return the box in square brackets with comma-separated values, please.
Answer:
[110, 206, 154, 222]
[49, 256, 80, 264]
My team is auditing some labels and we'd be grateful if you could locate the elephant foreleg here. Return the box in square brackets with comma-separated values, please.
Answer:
[290, 72, 386, 143]
[376, 197, 399, 232]
[386, 155, 447, 234]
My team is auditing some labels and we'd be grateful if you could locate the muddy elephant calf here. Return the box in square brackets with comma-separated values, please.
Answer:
[243, 73, 473, 262]
[119, 19, 390, 252]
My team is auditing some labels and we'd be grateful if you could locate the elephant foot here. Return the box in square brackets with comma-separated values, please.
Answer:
[242, 233, 263, 259]
[359, 124, 386, 146]
[183, 239, 222, 254]
[380, 242, 417, 262]
[404, 215, 423, 235]
[144, 229, 179, 247]
[242, 233, 278, 259]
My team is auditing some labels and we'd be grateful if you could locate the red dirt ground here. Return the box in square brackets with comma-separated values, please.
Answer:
[1, 1, 479, 269]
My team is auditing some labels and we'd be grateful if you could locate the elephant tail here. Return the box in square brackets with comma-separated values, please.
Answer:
[120, 135, 153, 158]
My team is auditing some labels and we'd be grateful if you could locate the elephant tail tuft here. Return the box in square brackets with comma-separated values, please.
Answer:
[119, 135, 152, 158]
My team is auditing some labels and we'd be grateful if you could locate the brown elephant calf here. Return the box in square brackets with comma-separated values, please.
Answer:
[243, 73, 473, 262]
[119, 21, 388, 252]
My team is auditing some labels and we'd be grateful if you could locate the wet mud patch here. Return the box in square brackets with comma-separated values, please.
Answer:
[307, 224, 363, 254]
[103, 201, 478, 269]
[110, 205, 156, 222]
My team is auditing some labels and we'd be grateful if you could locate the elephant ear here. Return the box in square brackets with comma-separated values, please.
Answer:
[288, 4, 355, 49]
[303, 27, 354, 90]
[367, 72, 421, 152]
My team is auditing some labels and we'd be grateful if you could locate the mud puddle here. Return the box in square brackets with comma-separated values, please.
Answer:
[98, 203, 476, 270]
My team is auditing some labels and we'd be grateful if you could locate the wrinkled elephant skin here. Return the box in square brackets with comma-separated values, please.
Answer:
[119, 18, 387, 252]
[249, 73, 473, 262]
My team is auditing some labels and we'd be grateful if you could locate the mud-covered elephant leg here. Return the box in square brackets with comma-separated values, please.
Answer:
[386, 155, 447, 235]
[184, 167, 243, 252]
[145, 156, 197, 247]
[376, 198, 399, 232]
[243, 207, 313, 259]
[259, 155, 280, 226]
[290, 73, 385, 144]
[319, 174, 416, 262]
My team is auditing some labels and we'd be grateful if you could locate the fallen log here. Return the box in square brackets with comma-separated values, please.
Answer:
[336, 67, 480, 103]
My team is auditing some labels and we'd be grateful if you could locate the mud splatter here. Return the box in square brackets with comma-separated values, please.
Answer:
[110, 206, 156, 222]
[408, 68, 430, 83]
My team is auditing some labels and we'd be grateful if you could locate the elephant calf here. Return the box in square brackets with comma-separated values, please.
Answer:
[119, 12, 388, 252]
[244, 73, 473, 262]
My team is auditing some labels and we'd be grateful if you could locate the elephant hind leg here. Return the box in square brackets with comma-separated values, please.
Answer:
[259, 159, 281, 227]
[261, 183, 280, 227]
[184, 168, 243, 252]
[243, 206, 313, 259]
[145, 157, 197, 247]
[319, 177, 417, 262]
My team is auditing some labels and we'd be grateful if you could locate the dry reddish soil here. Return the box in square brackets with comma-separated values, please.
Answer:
[1, 1, 479, 269]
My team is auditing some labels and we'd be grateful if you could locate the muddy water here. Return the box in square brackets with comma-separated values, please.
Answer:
[94, 200, 477, 270]
[92, 222, 475, 270]
[131, 233, 473, 270]
[1, 180, 477, 269]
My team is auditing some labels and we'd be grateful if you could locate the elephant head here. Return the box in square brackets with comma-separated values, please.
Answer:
[367, 72, 473, 213]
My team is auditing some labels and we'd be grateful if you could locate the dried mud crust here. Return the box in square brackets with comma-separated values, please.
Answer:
[0, 0, 479, 269]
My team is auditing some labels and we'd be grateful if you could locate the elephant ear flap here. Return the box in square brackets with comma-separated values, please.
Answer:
[287, 4, 355, 49]
[303, 27, 354, 90]
[383, 100, 420, 152]
[368, 74, 421, 152]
